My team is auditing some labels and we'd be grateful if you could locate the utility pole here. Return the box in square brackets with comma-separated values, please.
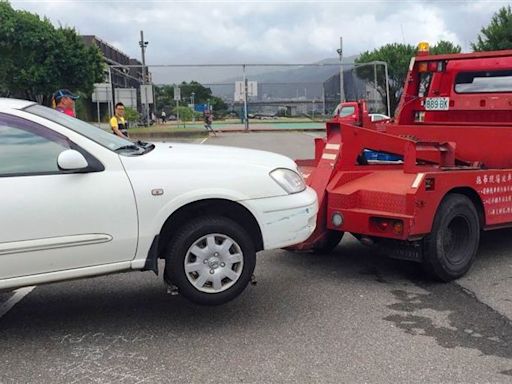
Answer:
[337, 36, 345, 103]
[139, 30, 149, 126]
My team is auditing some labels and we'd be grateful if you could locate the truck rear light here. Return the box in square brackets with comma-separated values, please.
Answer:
[370, 217, 404, 235]
[427, 61, 437, 72]
[418, 62, 428, 73]
[426, 61, 445, 72]
[375, 220, 389, 231]
[393, 221, 404, 235]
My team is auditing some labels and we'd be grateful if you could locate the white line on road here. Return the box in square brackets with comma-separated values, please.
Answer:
[0, 286, 34, 319]
[200, 137, 208, 145]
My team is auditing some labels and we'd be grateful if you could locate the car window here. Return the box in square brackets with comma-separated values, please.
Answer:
[0, 113, 70, 176]
[25, 104, 133, 151]
[339, 106, 355, 117]
[455, 70, 512, 93]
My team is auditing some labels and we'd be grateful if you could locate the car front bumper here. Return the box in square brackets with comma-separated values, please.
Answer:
[246, 187, 318, 250]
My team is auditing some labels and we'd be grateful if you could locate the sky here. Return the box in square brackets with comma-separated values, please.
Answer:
[9, 0, 511, 65]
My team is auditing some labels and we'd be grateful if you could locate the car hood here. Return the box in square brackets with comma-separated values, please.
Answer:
[139, 142, 298, 170]
[119, 142, 301, 200]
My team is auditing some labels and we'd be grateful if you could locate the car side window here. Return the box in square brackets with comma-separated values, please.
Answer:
[0, 113, 70, 176]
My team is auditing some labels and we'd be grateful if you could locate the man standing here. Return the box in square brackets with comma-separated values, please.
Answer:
[53, 89, 79, 117]
[110, 102, 128, 138]
[203, 110, 215, 135]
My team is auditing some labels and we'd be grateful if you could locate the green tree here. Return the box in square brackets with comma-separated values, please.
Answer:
[179, 81, 212, 104]
[155, 84, 175, 112]
[156, 81, 228, 116]
[0, 1, 104, 104]
[472, 6, 512, 51]
[209, 96, 228, 116]
[355, 41, 461, 115]
[173, 105, 194, 121]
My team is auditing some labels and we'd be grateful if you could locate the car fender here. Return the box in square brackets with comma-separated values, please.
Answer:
[131, 187, 263, 269]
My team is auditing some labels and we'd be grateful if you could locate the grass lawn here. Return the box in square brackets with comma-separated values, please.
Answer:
[129, 117, 326, 134]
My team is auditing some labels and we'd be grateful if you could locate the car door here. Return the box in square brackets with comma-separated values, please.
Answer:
[0, 112, 138, 280]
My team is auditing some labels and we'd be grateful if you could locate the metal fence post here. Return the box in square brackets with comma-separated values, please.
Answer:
[243, 64, 249, 131]
[384, 62, 391, 116]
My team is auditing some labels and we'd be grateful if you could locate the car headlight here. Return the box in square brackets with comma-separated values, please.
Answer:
[270, 168, 306, 194]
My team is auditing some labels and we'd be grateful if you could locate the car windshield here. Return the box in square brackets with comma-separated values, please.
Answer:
[24, 104, 135, 152]
[339, 106, 355, 117]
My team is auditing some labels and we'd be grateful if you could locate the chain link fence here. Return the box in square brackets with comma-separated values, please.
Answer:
[95, 62, 389, 131]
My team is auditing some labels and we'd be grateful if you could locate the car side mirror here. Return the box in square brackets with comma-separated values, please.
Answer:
[57, 149, 89, 171]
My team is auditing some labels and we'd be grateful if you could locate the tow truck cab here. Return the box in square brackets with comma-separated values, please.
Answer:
[332, 101, 361, 125]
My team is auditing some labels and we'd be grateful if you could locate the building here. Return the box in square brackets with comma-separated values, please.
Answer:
[82, 35, 144, 89]
[81, 35, 152, 120]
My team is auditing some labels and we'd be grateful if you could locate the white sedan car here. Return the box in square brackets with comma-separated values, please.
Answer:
[0, 98, 318, 305]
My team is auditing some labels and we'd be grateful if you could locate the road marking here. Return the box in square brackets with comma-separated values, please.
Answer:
[200, 137, 208, 145]
[0, 286, 34, 318]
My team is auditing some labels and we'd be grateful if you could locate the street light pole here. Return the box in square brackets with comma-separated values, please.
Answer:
[139, 30, 149, 126]
[337, 36, 345, 103]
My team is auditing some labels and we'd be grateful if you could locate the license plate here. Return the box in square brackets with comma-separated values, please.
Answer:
[424, 97, 449, 111]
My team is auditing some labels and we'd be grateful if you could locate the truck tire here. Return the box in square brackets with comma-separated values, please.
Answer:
[313, 230, 344, 254]
[422, 194, 480, 281]
[164, 216, 256, 305]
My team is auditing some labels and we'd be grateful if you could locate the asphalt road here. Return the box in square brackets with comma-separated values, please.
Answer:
[1, 132, 511, 384]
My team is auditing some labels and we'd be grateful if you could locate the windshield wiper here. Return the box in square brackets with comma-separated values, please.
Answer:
[114, 144, 141, 152]
[115, 141, 155, 154]
[135, 140, 155, 154]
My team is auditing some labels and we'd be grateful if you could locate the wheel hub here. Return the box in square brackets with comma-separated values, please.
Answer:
[207, 256, 221, 269]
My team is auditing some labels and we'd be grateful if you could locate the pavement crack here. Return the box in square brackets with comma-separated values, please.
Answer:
[384, 282, 512, 360]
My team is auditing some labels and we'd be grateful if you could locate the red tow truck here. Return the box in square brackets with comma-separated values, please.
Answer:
[292, 43, 512, 281]
[332, 100, 390, 126]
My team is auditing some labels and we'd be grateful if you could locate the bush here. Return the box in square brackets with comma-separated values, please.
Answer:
[176, 106, 192, 121]
[124, 107, 139, 123]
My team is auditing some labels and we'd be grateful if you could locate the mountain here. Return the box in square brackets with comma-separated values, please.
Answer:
[209, 55, 359, 101]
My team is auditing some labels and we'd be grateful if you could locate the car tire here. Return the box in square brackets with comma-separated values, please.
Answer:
[164, 216, 256, 305]
[313, 230, 344, 254]
[422, 194, 480, 281]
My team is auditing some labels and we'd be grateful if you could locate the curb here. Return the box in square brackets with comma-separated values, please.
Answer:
[130, 127, 326, 139]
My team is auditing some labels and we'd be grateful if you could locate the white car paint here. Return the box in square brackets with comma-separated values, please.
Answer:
[0, 99, 318, 304]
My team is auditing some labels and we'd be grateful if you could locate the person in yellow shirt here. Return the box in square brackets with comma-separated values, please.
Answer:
[110, 102, 128, 138]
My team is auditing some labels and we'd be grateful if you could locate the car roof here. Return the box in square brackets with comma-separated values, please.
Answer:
[0, 97, 38, 111]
